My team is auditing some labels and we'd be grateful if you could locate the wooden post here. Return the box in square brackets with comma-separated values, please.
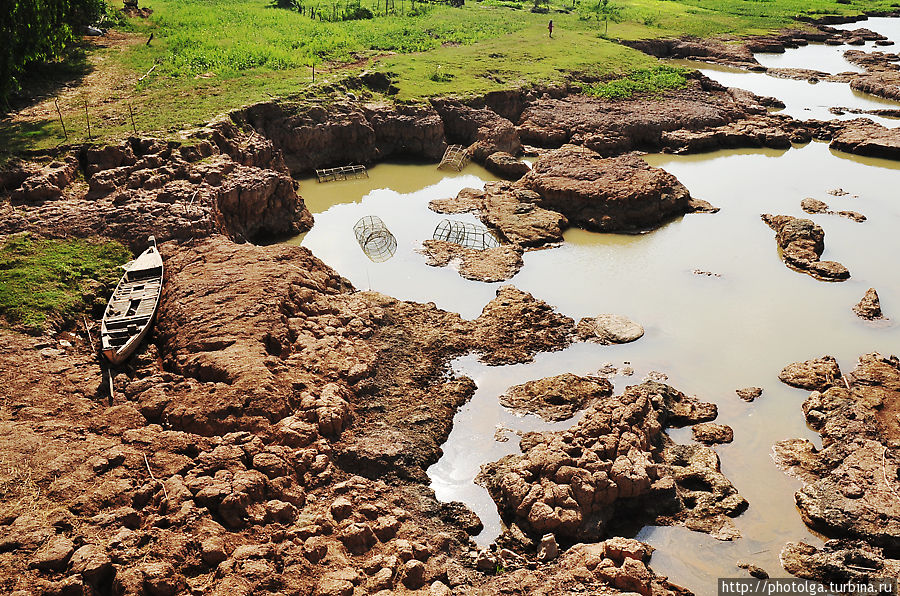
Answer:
[128, 102, 137, 135]
[312, 63, 316, 82]
[54, 98, 68, 141]
[83, 98, 92, 141]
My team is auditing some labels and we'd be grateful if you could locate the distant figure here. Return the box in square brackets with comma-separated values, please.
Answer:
[548, 20, 554, 38]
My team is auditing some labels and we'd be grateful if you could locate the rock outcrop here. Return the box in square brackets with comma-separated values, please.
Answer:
[761, 214, 850, 281]
[479, 381, 744, 545]
[801, 197, 865, 222]
[519, 146, 693, 232]
[0, 237, 588, 595]
[517, 77, 808, 155]
[226, 100, 448, 174]
[1, 137, 312, 250]
[774, 353, 900, 582]
[499, 374, 613, 422]
[829, 118, 900, 161]
[430, 183, 567, 248]
[778, 355, 843, 392]
[854, 288, 886, 320]
[420, 240, 524, 282]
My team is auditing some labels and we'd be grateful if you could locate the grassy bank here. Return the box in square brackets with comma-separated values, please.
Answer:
[0, 235, 131, 333]
[1, 0, 898, 155]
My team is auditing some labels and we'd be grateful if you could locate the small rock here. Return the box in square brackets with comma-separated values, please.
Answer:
[577, 314, 644, 345]
[692, 423, 734, 445]
[330, 496, 354, 521]
[475, 549, 498, 571]
[30, 535, 75, 571]
[200, 536, 227, 566]
[484, 151, 530, 179]
[735, 387, 762, 402]
[853, 287, 885, 320]
[315, 577, 353, 596]
[366, 567, 393, 592]
[401, 559, 426, 589]
[339, 523, 376, 554]
[537, 533, 559, 561]
[801, 198, 829, 214]
[69, 544, 113, 585]
[837, 210, 866, 222]
[737, 561, 769, 579]
[430, 580, 452, 596]
[141, 561, 179, 596]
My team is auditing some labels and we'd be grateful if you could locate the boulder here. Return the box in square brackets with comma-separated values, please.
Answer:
[577, 314, 645, 345]
[519, 146, 693, 232]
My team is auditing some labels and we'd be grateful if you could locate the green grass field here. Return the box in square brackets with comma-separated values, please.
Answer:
[2, 0, 898, 155]
[0, 235, 131, 333]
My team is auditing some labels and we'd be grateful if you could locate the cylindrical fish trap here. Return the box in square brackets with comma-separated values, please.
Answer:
[354, 215, 397, 263]
[432, 219, 501, 251]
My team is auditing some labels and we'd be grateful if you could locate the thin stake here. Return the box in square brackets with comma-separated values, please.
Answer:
[54, 98, 68, 141]
[137, 63, 157, 83]
[143, 453, 170, 506]
[83, 98, 92, 141]
[128, 102, 137, 135]
[82, 316, 94, 350]
[108, 370, 115, 400]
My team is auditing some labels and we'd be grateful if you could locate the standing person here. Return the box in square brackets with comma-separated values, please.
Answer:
[548, 19, 554, 38]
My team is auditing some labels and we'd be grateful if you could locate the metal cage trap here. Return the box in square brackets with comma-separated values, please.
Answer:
[354, 215, 398, 263]
[432, 219, 501, 251]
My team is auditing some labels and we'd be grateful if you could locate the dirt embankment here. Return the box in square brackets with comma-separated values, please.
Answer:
[0, 234, 699, 595]
[774, 354, 900, 583]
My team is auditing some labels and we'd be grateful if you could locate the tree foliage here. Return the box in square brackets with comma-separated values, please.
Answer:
[0, 0, 106, 108]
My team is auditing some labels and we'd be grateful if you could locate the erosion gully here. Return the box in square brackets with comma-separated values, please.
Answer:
[285, 22, 900, 595]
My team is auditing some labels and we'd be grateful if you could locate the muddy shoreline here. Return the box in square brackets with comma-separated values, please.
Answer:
[2, 23, 900, 594]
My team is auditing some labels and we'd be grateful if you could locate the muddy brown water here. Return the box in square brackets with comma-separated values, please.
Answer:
[288, 142, 900, 594]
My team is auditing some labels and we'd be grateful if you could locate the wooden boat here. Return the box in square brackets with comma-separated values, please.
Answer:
[100, 237, 163, 365]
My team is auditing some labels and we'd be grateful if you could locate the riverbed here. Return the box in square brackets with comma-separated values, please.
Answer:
[286, 23, 900, 596]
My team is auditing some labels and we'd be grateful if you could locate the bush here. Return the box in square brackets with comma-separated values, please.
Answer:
[582, 65, 689, 99]
[344, 5, 374, 19]
[0, 0, 108, 108]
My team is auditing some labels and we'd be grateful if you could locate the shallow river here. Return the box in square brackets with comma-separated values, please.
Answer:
[668, 16, 900, 128]
[286, 24, 900, 596]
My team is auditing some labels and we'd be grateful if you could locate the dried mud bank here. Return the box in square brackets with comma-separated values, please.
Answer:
[0, 236, 699, 595]
[774, 354, 900, 583]
[7, 67, 900, 254]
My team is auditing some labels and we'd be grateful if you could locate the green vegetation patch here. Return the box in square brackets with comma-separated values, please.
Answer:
[380, 24, 657, 100]
[582, 65, 689, 99]
[0, 235, 131, 333]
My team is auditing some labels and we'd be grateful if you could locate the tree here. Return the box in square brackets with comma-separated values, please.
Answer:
[1, 0, 107, 108]
[591, 0, 622, 35]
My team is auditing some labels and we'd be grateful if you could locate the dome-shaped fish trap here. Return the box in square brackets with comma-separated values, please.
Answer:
[354, 216, 398, 263]
[432, 219, 501, 251]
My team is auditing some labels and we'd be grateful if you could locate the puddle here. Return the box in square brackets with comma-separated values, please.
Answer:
[286, 143, 899, 594]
